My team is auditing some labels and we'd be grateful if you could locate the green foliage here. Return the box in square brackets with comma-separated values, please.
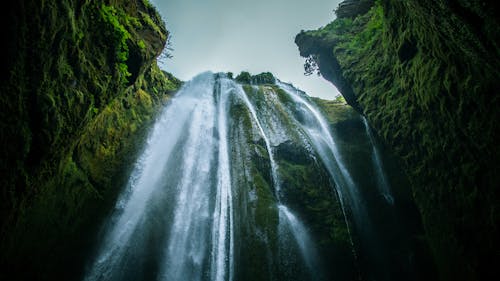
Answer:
[138, 39, 146, 50]
[312, 97, 356, 124]
[139, 11, 166, 41]
[235, 71, 252, 84]
[251, 72, 276, 84]
[100, 4, 132, 81]
[296, 0, 500, 280]
[334, 95, 346, 103]
[310, 17, 353, 37]
[235, 71, 276, 85]
[0, 0, 179, 279]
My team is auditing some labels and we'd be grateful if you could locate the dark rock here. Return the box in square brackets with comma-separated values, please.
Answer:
[275, 140, 311, 165]
[296, 0, 500, 280]
[295, 32, 362, 112]
[398, 37, 418, 63]
[0, 0, 180, 279]
[335, 0, 375, 19]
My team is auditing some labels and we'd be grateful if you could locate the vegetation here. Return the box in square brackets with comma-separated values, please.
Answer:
[312, 96, 355, 124]
[229, 85, 361, 280]
[0, 0, 180, 279]
[295, 0, 500, 280]
[235, 71, 276, 85]
[235, 71, 252, 84]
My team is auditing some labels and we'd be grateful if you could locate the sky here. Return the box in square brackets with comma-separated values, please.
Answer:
[151, 0, 343, 99]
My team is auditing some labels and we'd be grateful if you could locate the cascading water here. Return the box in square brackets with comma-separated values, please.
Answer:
[276, 81, 363, 235]
[277, 205, 322, 277]
[277, 81, 431, 281]
[236, 86, 280, 197]
[362, 116, 394, 205]
[84, 72, 432, 281]
[84, 73, 218, 281]
[209, 77, 234, 281]
[235, 85, 321, 280]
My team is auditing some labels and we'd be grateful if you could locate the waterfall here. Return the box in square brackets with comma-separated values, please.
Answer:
[84, 72, 235, 281]
[236, 86, 280, 198]
[83, 73, 426, 281]
[236, 85, 321, 279]
[159, 74, 218, 281]
[210, 78, 234, 281]
[278, 205, 322, 278]
[84, 73, 218, 281]
[362, 116, 394, 205]
[276, 81, 360, 241]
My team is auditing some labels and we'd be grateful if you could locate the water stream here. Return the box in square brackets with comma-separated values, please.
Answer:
[84, 73, 429, 281]
[362, 116, 395, 205]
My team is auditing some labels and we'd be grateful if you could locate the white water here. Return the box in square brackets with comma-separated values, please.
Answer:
[85, 73, 236, 281]
[278, 205, 322, 276]
[236, 85, 281, 198]
[160, 73, 219, 281]
[276, 81, 360, 240]
[84, 74, 358, 281]
[277, 82, 355, 188]
[238, 85, 324, 278]
[84, 74, 321, 281]
[362, 117, 395, 205]
[210, 78, 234, 281]
[85, 73, 217, 281]
[276, 82, 425, 281]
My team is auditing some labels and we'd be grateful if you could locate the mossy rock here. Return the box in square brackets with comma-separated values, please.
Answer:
[295, 1, 500, 280]
[0, 0, 180, 279]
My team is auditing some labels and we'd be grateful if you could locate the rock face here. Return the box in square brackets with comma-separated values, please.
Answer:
[335, 0, 374, 19]
[0, 0, 180, 279]
[295, 1, 500, 280]
[295, 32, 361, 111]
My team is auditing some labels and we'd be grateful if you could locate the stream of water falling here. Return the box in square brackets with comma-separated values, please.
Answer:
[84, 73, 322, 281]
[236, 86, 280, 198]
[362, 116, 395, 205]
[277, 81, 430, 281]
[83, 73, 428, 281]
[236, 85, 321, 280]
[276, 81, 359, 241]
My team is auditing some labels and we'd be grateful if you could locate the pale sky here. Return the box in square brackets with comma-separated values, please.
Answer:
[151, 0, 342, 99]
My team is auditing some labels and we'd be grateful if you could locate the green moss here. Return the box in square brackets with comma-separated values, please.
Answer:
[236, 71, 276, 85]
[235, 71, 252, 84]
[277, 157, 349, 246]
[312, 97, 357, 124]
[296, 0, 500, 280]
[0, 0, 179, 279]
[251, 165, 278, 229]
[138, 39, 146, 50]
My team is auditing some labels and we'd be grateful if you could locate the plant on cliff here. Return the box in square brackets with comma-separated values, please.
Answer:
[99, 4, 134, 83]
[295, 0, 500, 280]
[236, 71, 252, 84]
[236, 71, 276, 85]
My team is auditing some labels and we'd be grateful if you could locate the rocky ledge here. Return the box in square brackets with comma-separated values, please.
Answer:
[335, 0, 374, 19]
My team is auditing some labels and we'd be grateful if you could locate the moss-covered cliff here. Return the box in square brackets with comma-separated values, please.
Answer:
[0, 0, 180, 280]
[296, 0, 499, 280]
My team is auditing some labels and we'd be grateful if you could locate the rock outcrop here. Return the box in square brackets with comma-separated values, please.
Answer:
[295, 31, 361, 111]
[0, 1, 180, 280]
[335, 0, 374, 19]
[296, 0, 500, 280]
